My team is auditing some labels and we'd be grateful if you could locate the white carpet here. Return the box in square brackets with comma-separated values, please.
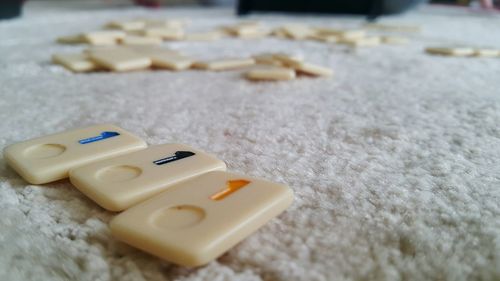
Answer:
[1, 1, 500, 280]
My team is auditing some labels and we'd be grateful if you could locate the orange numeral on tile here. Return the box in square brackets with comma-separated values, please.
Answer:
[210, 179, 250, 201]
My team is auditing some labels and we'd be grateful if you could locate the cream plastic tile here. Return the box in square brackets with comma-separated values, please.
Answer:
[88, 48, 152, 72]
[143, 19, 186, 29]
[245, 66, 296, 81]
[308, 33, 338, 43]
[381, 36, 409, 45]
[219, 25, 238, 34]
[52, 53, 97, 72]
[70, 144, 226, 211]
[271, 28, 288, 39]
[473, 48, 500, 57]
[313, 27, 340, 35]
[235, 21, 261, 28]
[193, 58, 255, 71]
[143, 27, 184, 40]
[120, 36, 162, 46]
[83, 30, 126, 45]
[364, 23, 420, 33]
[273, 53, 303, 67]
[109, 171, 293, 267]
[3, 124, 147, 184]
[222, 23, 259, 37]
[86, 38, 118, 46]
[106, 20, 145, 31]
[294, 62, 333, 77]
[237, 30, 270, 39]
[340, 36, 381, 47]
[239, 27, 265, 35]
[234, 28, 259, 37]
[316, 28, 366, 40]
[223, 23, 268, 39]
[222, 21, 262, 32]
[184, 31, 222, 41]
[253, 54, 284, 66]
[127, 45, 182, 56]
[83, 46, 129, 56]
[128, 47, 191, 70]
[338, 30, 366, 40]
[281, 24, 312, 40]
[425, 47, 474, 57]
[151, 54, 193, 70]
[122, 29, 145, 37]
[56, 34, 85, 44]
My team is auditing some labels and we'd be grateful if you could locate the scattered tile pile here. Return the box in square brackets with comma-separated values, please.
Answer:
[51, 19, 416, 80]
[273, 24, 409, 47]
[52, 18, 499, 78]
[52, 45, 332, 81]
[56, 19, 413, 48]
[53, 46, 192, 72]
[57, 19, 189, 45]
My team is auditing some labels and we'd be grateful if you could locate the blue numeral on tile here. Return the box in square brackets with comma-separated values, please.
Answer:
[79, 131, 120, 144]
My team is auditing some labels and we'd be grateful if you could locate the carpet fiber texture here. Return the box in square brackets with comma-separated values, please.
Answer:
[1, 1, 500, 280]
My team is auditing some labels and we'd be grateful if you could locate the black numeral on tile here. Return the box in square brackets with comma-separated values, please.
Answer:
[153, 151, 195, 165]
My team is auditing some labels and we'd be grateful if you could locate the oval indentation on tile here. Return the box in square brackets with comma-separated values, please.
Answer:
[96, 165, 142, 182]
[24, 144, 66, 159]
[151, 205, 205, 230]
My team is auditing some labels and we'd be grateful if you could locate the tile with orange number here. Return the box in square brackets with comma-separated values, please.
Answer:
[109, 171, 293, 267]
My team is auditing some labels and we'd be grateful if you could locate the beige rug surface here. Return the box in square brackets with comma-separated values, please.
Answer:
[1, 1, 499, 280]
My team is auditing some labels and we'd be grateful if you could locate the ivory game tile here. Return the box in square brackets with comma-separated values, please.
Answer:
[4, 124, 146, 184]
[70, 143, 226, 211]
[109, 171, 293, 266]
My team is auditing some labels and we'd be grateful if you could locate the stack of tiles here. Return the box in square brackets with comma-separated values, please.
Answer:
[245, 53, 333, 81]
[53, 46, 193, 73]
[57, 19, 187, 46]
[51, 45, 333, 82]
[219, 21, 270, 39]
[3, 124, 293, 267]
